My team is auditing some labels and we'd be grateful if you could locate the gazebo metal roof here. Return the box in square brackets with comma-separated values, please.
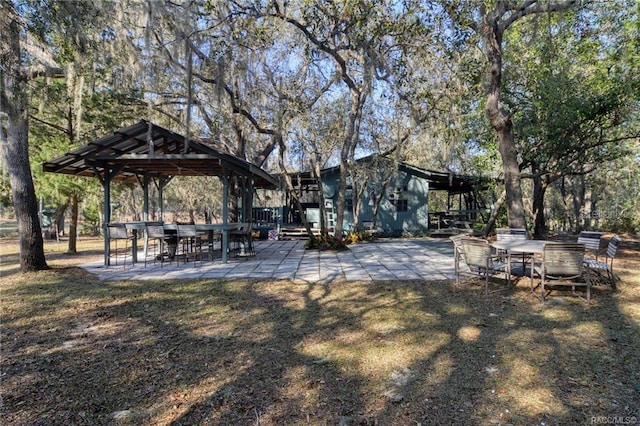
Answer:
[43, 120, 277, 188]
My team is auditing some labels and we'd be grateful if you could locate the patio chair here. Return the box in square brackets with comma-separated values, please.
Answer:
[460, 237, 511, 295]
[107, 223, 133, 268]
[176, 223, 203, 267]
[496, 228, 529, 275]
[145, 223, 168, 268]
[577, 231, 603, 260]
[496, 228, 528, 241]
[583, 235, 621, 290]
[450, 234, 466, 286]
[533, 243, 591, 303]
[231, 223, 255, 257]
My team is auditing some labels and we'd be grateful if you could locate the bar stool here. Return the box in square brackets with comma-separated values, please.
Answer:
[107, 223, 133, 268]
[145, 223, 168, 267]
[176, 224, 203, 267]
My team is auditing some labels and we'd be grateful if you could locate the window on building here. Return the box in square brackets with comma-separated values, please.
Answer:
[388, 185, 408, 212]
[345, 188, 353, 211]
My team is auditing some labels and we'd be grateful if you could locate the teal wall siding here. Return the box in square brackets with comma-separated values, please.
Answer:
[322, 169, 430, 232]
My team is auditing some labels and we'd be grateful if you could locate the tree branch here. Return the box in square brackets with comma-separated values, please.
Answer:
[501, 0, 579, 31]
[29, 114, 68, 134]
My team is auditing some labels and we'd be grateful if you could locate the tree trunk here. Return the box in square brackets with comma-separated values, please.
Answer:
[335, 153, 348, 238]
[351, 176, 365, 232]
[53, 202, 68, 238]
[482, 190, 506, 237]
[532, 171, 548, 238]
[68, 193, 78, 253]
[1, 7, 48, 271]
[560, 177, 573, 231]
[571, 175, 585, 231]
[584, 185, 594, 229]
[276, 135, 316, 242]
[484, 17, 526, 230]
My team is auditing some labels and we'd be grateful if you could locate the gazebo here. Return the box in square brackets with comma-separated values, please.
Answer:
[43, 120, 277, 264]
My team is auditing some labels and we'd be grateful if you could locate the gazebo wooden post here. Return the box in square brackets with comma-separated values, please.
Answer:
[103, 169, 111, 266]
[136, 174, 151, 257]
[92, 164, 116, 266]
[154, 176, 172, 222]
[90, 162, 125, 266]
[157, 178, 164, 221]
[142, 175, 150, 221]
[221, 173, 230, 263]
[244, 176, 254, 224]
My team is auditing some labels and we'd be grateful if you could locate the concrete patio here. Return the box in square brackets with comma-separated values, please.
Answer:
[81, 238, 457, 283]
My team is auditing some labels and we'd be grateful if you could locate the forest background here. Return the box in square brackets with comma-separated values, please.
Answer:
[1, 0, 639, 271]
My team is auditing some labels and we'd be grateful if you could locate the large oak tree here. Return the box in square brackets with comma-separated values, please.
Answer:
[440, 0, 580, 229]
[1, 1, 48, 271]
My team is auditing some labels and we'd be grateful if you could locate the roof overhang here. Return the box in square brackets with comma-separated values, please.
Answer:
[43, 120, 277, 188]
[282, 155, 489, 193]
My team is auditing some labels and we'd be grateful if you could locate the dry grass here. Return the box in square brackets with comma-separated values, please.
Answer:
[1, 236, 639, 425]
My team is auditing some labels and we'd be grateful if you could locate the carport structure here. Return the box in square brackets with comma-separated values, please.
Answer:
[43, 120, 277, 264]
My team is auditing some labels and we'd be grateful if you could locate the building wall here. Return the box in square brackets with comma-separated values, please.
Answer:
[322, 169, 430, 233]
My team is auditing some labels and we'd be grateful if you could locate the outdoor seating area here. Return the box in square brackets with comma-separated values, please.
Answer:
[91, 231, 623, 306]
[42, 121, 278, 268]
[452, 230, 621, 303]
[97, 223, 625, 305]
[105, 221, 249, 268]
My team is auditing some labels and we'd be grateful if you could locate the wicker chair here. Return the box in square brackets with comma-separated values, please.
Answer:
[533, 243, 591, 303]
[460, 237, 511, 295]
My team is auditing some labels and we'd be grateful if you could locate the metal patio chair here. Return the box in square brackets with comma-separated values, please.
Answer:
[176, 223, 204, 267]
[533, 243, 591, 303]
[460, 237, 511, 295]
[583, 235, 621, 290]
[577, 231, 603, 260]
[145, 223, 168, 267]
[496, 228, 529, 275]
[450, 234, 466, 286]
[107, 223, 134, 268]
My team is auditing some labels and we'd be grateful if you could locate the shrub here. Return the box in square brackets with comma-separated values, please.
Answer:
[305, 235, 348, 251]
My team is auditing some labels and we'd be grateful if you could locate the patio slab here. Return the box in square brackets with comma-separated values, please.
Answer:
[81, 238, 462, 283]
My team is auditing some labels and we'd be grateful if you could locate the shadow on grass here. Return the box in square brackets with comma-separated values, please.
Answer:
[1, 264, 638, 425]
[370, 280, 640, 424]
[2, 273, 371, 424]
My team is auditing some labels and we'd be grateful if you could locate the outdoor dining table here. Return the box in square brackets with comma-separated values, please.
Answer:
[121, 221, 241, 264]
[490, 239, 564, 285]
[490, 239, 551, 255]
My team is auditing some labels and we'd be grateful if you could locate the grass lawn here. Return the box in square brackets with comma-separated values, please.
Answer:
[1, 236, 639, 425]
